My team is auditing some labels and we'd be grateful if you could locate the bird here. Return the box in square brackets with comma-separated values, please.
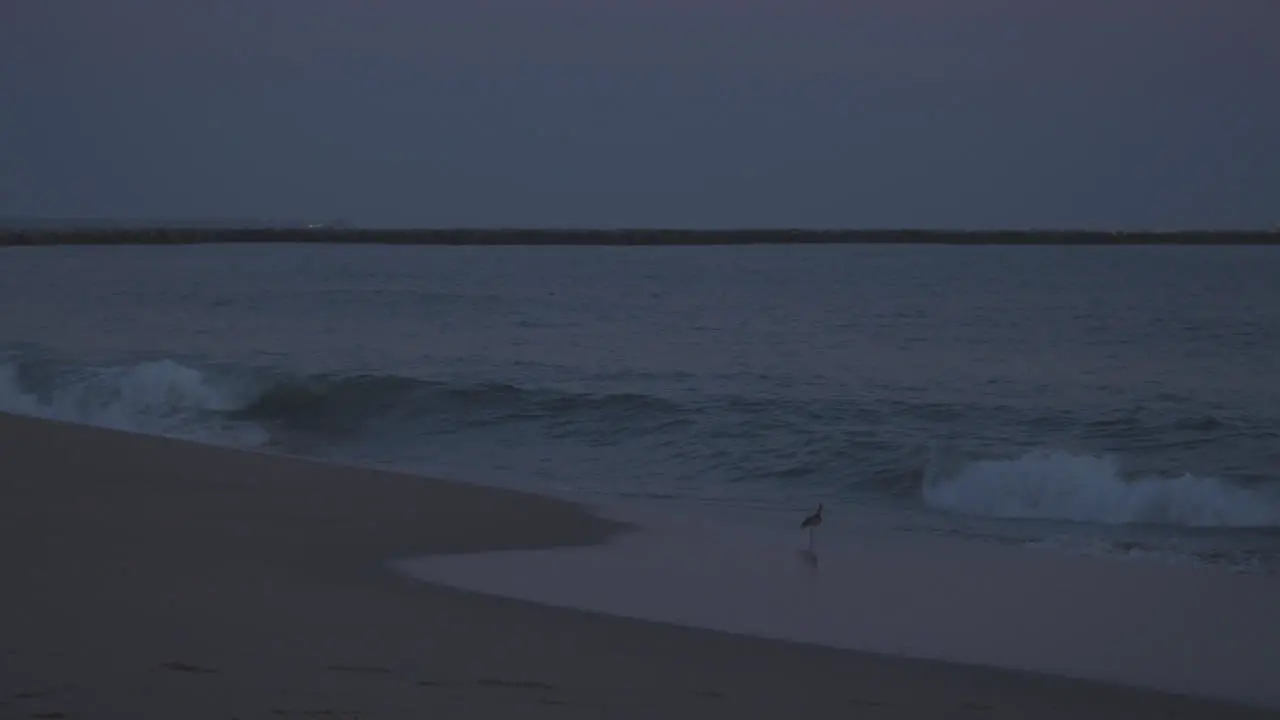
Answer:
[800, 503, 823, 550]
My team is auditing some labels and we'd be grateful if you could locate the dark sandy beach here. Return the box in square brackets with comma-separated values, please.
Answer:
[2, 413, 1275, 719]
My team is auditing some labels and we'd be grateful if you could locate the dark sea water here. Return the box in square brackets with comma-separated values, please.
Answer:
[2, 243, 1278, 572]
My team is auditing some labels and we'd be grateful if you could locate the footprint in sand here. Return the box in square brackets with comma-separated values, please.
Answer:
[159, 661, 219, 674]
[475, 678, 557, 690]
[326, 665, 393, 675]
[11, 688, 73, 718]
[270, 710, 363, 718]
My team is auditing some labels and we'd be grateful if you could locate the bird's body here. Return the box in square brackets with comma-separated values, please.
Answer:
[801, 503, 823, 529]
[800, 503, 823, 550]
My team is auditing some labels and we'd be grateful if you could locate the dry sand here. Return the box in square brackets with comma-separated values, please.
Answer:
[2, 412, 1275, 719]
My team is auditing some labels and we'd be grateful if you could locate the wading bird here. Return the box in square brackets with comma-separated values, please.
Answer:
[801, 503, 823, 550]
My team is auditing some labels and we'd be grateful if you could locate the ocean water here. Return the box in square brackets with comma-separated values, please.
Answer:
[2, 243, 1278, 572]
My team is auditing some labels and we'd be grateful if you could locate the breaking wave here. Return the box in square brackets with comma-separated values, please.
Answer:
[0, 354, 680, 447]
[0, 356, 267, 444]
[923, 449, 1280, 528]
[4, 353, 1277, 534]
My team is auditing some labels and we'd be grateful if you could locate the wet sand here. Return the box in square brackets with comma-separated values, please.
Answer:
[2, 413, 1275, 719]
[402, 503, 1280, 708]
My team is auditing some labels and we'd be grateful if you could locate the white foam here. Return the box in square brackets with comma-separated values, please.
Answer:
[924, 450, 1280, 528]
[0, 362, 41, 416]
[0, 358, 266, 445]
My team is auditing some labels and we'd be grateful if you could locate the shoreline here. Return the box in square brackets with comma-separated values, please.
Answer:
[401, 499, 1280, 708]
[3, 412, 1276, 718]
[3, 227, 1280, 246]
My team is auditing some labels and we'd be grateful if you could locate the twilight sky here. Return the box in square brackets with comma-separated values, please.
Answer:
[2, 0, 1277, 229]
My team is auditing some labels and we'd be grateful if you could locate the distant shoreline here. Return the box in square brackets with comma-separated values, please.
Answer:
[2, 228, 1279, 246]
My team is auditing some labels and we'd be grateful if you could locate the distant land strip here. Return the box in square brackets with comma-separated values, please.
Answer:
[2, 228, 1279, 246]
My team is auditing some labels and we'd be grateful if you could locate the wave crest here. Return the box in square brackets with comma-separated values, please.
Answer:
[0, 357, 265, 443]
[0, 355, 681, 446]
[923, 449, 1280, 528]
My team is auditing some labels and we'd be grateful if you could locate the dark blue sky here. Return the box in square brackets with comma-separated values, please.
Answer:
[2, 0, 1277, 229]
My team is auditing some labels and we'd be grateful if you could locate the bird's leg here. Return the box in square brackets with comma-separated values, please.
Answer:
[808, 526, 815, 550]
